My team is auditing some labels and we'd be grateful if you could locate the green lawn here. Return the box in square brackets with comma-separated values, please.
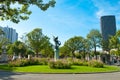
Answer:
[0, 65, 120, 73]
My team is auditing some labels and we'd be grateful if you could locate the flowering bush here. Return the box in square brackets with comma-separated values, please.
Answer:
[88, 60, 104, 68]
[49, 60, 71, 69]
[8, 58, 49, 67]
[73, 59, 87, 66]
[8, 59, 28, 67]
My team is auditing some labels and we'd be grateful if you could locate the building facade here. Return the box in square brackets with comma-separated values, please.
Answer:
[0, 26, 18, 43]
[100, 15, 116, 40]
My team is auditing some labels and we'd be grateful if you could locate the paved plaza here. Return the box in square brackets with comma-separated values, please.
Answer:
[0, 71, 120, 80]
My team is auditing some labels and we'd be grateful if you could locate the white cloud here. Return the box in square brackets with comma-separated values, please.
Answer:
[92, 0, 120, 18]
[96, 9, 104, 18]
[91, 0, 120, 30]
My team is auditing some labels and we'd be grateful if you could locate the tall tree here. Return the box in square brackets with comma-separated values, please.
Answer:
[101, 40, 110, 52]
[41, 41, 54, 58]
[82, 38, 92, 60]
[0, 0, 56, 23]
[87, 29, 102, 60]
[59, 45, 71, 58]
[109, 30, 120, 56]
[27, 28, 50, 57]
[64, 36, 85, 58]
[0, 28, 8, 54]
[7, 41, 27, 58]
[0, 28, 4, 35]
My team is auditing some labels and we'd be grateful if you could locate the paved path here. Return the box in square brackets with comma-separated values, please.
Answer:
[0, 71, 120, 80]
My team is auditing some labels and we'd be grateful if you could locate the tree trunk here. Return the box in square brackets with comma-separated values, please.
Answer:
[72, 51, 75, 58]
[36, 50, 39, 57]
[95, 47, 97, 60]
[83, 49, 86, 60]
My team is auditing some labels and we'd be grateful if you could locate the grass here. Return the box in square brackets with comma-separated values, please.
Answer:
[0, 64, 120, 73]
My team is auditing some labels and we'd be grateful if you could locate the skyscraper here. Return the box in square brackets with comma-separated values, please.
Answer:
[100, 15, 116, 41]
[0, 26, 18, 43]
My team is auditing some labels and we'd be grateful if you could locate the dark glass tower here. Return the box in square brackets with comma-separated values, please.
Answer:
[100, 15, 116, 40]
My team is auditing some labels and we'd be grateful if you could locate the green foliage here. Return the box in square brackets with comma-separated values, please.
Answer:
[0, 28, 5, 35]
[7, 41, 27, 56]
[49, 60, 71, 69]
[27, 28, 51, 57]
[0, 28, 8, 54]
[26, 49, 34, 55]
[0, 0, 56, 23]
[109, 30, 120, 51]
[109, 30, 120, 56]
[88, 60, 104, 68]
[74, 52, 82, 59]
[110, 50, 120, 56]
[101, 40, 110, 51]
[66, 58, 104, 68]
[8, 59, 28, 67]
[87, 29, 102, 59]
[59, 46, 71, 58]
[63, 36, 85, 58]
[40, 41, 54, 58]
[72, 59, 88, 66]
[0, 28, 8, 45]
[109, 36, 119, 49]
[8, 58, 49, 67]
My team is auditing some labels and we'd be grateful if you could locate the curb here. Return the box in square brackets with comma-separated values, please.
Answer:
[0, 70, 120, 74]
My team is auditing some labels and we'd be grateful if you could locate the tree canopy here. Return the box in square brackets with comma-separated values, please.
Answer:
[87, 29, 102, 59]
[63, 36, 85, 58]
[109, 30, 120, 56]
[0, 28, 8, 54]
[27, 28, 50, 57]
[7, 41, 26, 56]
[0, 0, 56, 23]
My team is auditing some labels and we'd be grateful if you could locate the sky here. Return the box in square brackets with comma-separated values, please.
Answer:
[0, 0, 120, 45]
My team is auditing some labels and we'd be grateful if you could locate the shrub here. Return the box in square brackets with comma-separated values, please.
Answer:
[38, 58, 48, 65]
[72, 59, 88, 66]
[49, 60, 71, 69]
[8, 58, 49, 67]
[8, 59, 28, 67]
[66, 58, 73, 65]
[73, 59, 83, 66]
[88, 60, 104, 68]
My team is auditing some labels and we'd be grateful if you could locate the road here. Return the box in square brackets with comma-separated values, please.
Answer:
[0, 71, 120, 80]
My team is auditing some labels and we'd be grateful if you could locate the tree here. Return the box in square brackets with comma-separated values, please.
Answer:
[0, 28, 5, 35]
[41, 41, 54, 58]
[0, 28, 8, 54]
[0, 0, 56, 23]
[27, 28, 50, 57]
[109, 30, 120, 56]
[81, 38, 92, 60]
[59, 46, 71, 58]
[101, 40, 110, 52]
[64, 36, 85, 58]
[7, 41, 27, 58]
[87, 29, 102, 60]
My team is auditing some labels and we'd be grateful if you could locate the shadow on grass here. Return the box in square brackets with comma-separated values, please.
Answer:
[0, 64, 23, 80]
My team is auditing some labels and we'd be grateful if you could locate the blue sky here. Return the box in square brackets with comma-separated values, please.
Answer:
[0, 0, 120, 45]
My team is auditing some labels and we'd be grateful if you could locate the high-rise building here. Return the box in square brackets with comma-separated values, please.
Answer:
[0, 26, 18, 43]
[100, 15, 116, 40]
